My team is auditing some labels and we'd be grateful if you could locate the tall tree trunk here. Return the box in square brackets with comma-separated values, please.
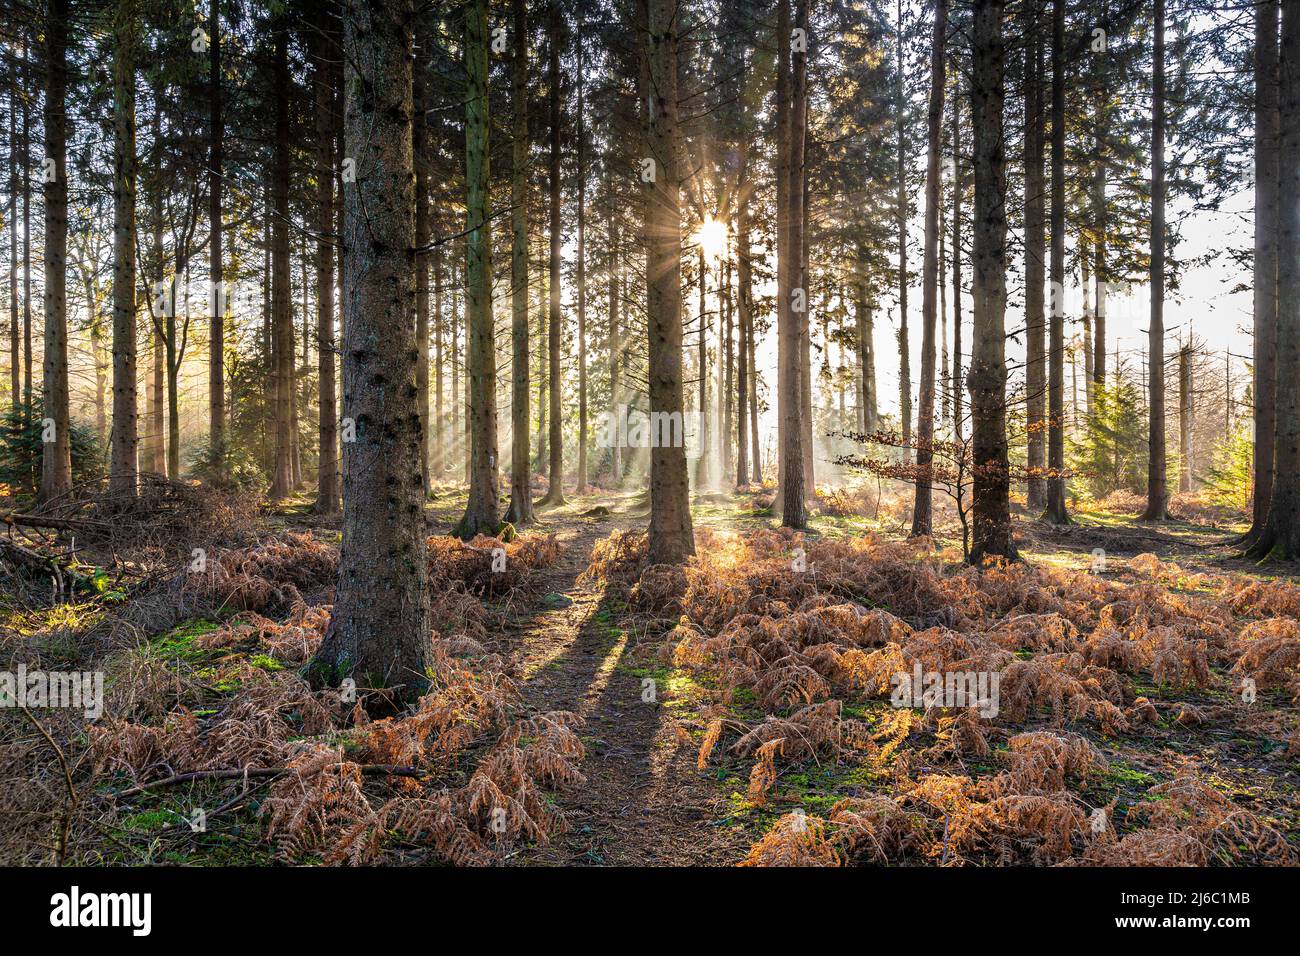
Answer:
[151, 327, 164, 473]
[1248, 0, 1300, 559]
[722, 249, 734, 482]
[452, 253, 462, 474]
[777, 0, 807, 528]
[1082, 255, 1093, 414]
[166, 293, 180, 479]
[1178, 341, 1192, 492]
[911, 0, 947, 538]
[608, 210, 622, 486]
[1092, 3, 1108, 389]
[269, 24, 293, 498]
[147, 133, 165, 479]
[799, 158, 813, 492]
[310, 0, 431, 701]
[575, 48, 589, 494]
[855, 243, 877, 432]
[967, 0, 1017, 563]
[314, 17, 341, 514]
[464, 257, 472, 486]
[434, 241, 445, 476]
[536, 257, 546, 476]
[1248, 0, 1280, 543]
[414, 63, 431, 498]
[940, 207, 949, 426]
[895, 0, 912, 443]
[645, 0, 695, 563]
[22, 40, 32, 427]
[1024, 2, 1047, 512]
[697, 248, 710, 489]
[506, 0, 535, 524]
[110, 0, 139, 495]
[951, 78, 963, 439]
[9, 68, 19, 410]
[736, 204, 750, 486]
[540, 0, 566, 505]
[39, 0, 72, 502]
[89, 288, 107, 452]
[207, 0, 225, 483]
[259, 192, 270, 468]
[456, 0, 501, 536]
[1142, 0, 1169, 521]
[1043, 0, 1070, 524]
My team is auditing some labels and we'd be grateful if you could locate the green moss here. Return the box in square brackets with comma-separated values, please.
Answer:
[118, 808, 185, 832]
[153, 619, 221, 661]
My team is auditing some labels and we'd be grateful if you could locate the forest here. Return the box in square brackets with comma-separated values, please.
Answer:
[0, 0, 1297, 877]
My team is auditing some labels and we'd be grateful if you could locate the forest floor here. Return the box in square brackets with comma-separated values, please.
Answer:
[2, 480, 1298, 866]
[417, 485, 1297, 866]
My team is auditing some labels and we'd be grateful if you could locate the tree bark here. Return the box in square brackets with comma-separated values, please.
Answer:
[22, 40, 32, 429]
[1043, 0, 1069, 524]
[110, 0, 139, 496]
[457, 0, 501, 537]
[414, 61, 431, 499]
[1247, 0, 1280, 543]
[911, 0, 948, 538]
[1248, 0, 1300, 559]
[1092, 3, 1108, 389]
[645, 0, 695, 563]
[433, 241, 445, 476]
[207, 0, 225, 484]
[7, 74, 16, 412]
[506, 0, 535, 524]
[1178, 341, 1192, 492]
[736, 209, 750, 487]
[951, 77, 963, 440]
[576, 47, 589, 494]
[722, 248, 734, 483]
[310, 0, 432, 701]
[39, 0, 72, 502]
[540, 0, 566, 505]
[269, 24, 294, 499]
[895, 0, 912, 443]
[798, 91, 814, 495]
[856, 243, 877, 432]
[608, 210, 622, 486]
[313, 15, 341, 515]
[1023, 2, 1047, 512]
[967, 0, 1017, 563]
[1142, 0, 1169, 521]
[777, 0, 807, 528]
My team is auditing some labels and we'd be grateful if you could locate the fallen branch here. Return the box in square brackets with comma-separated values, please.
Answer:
[1, 511, 112, 533]
[110, 764, 424, 800]
[0, 536, 98, 599]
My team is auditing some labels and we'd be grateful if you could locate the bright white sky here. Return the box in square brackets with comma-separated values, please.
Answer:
[842, 184, 1255, 432]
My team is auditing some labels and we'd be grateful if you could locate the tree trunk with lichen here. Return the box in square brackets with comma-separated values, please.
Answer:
[1142, 0, 1169, 522]
[456, 0, 500, 538]
[506, 0, 535, 525]
[1248, 0, 1300, 559]
[111, 0, 139, 497]
[309, 0, 432, 702]
[967, 0, 1017, 563]
[644, 0, 695, 564]
[39, 0, 72, 503]
[911, 0, 947, 538]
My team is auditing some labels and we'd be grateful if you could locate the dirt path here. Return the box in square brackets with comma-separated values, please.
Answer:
[495, 513, 750, 867]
